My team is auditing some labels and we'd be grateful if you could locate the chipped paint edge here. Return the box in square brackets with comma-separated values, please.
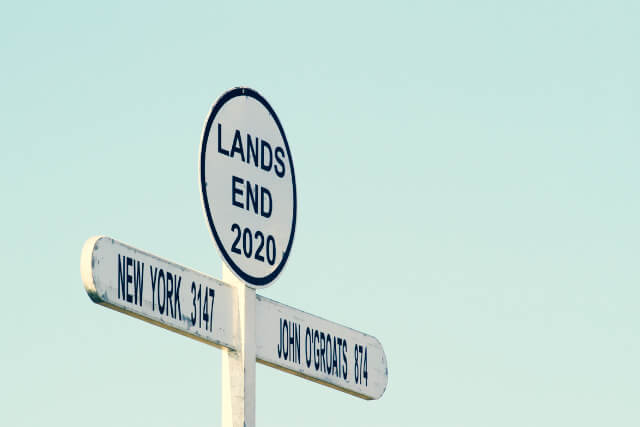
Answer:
[256, 358, 375, 400]
[80, 235, 104, 303]
[80, 235, 237, 352]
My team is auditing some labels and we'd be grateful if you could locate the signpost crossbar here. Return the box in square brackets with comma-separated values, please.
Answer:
[81, 236, 388, 403]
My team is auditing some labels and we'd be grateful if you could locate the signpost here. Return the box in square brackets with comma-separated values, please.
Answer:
[255, 295, 387, 400]
[81, 87, 387, 427]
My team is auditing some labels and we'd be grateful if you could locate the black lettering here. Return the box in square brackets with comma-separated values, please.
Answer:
[217, 123, 229, 156]
[174, 276, 182, 320]
[207, 288, 215, 331]
[336, 338, 343, 376]
[230, 130, 245, 161]
[246, 134, 258, 167]
[274, 146, 285, 178]
[118, 255, 126, 300]
[282, 320, 289, 360]
[278, 318, 283, 358]
[126, 257, 133, 303]
[331, 336, 340, 377]
[305, 327, 312, 368]
[190, 282, 196, 325]
[158, 270, 166, 315]
[260, 139, 272, 172]
[134, 261, 144, 306]
[295, 323, 300, 364]
[166, 272, 174, 318]
[342, 339, 348, 380]
[231, 223, 242, 254]
[326, 334, 332, 375]
[290, 323, 294, 362]
[314, 330, 320, 370]
[320, 332, 326, 373]
[254, 231, 265, 262]
[242, 228, 252, 257]
[354, 344, 358, 383]
[289, 321, 295, 361]
[363, 347, 368, 386]
[246, 181, 259, 214]
[232, 176, 244, 209]
[266, 235, 276, 265]
[260, 187, 272, 218]
[150, 265, 158, 311]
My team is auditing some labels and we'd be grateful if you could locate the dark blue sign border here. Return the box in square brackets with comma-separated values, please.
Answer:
[200, 87, 297, 287]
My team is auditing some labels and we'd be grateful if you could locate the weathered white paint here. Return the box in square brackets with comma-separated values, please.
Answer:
[221, 265, 256, 427]
[255, 296, 388, 400]
[82, 235, 388, 403]
[200, 87, 296, 288]
[81, 236, 237, 351]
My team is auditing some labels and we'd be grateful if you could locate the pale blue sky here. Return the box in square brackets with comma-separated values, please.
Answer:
[1, 1, 639, 426]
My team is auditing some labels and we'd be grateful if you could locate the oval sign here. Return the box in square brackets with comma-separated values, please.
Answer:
[200, 87, 297, 288]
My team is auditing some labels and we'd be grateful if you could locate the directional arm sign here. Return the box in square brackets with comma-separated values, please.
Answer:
[81, 236, 387, 400]
[255, 295, 388, 400]
[81, 236, 238, 351]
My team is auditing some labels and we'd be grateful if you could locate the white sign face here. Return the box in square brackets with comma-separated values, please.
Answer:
[200, 87, 296, 288]
[255, 296, 388, 400]
[81, 236, 237, 351]
[82, 236, 388, 400]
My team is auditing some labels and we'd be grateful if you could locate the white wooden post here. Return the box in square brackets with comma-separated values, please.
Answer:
[221, 264, 256, 427]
